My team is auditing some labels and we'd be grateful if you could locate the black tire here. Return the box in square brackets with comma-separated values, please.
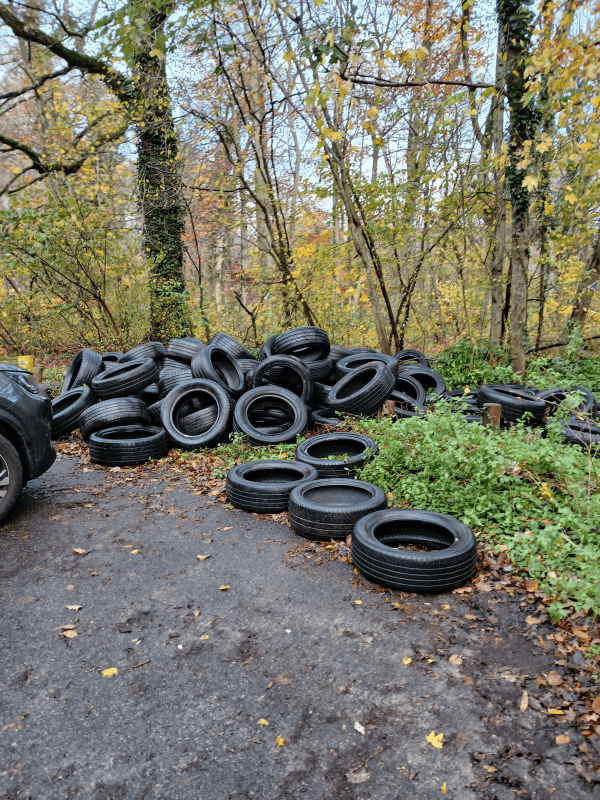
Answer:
[237, 358, 260, 374]
[259, 334, 279, 362]
[91, 359, 159, 399]
[61, 348, 103, 394]
[161, 357, 191, 372]
[120, 341, 166, 363]
[233, 387, 308, 445]
[226, 460, 319, 512]
[89, 425, 170, 466]
[288, 478, 387, 541]
[395, 349, 431, 369]
[396, 366, 446, 397]
[313, 380, 335, 406]
[295, 432, 378, 478]
[390, 393, 427, 419]
[310, 408, 341, 428]
[140, 383, 160, 406]
[210, 332, 254, 360]
[191, 346, 245, 398]
[561, 418, 600, 448]
[0, 435, 23, 524]
[79, 397, 151, 443]
[148, 399, 164, 425]
[101, 352, 122, 367]
[535, 386, 595, 416]
[52, 386, 96, 438]
[158, 368, 193, 399]
[166, 338, 205, 362]
[252, 355, 314, 404]
[305, 357, 334, 382]
[351, 509, 477, 593]
[272, 327, 330, 361]
[393, 375, 426, 405]
[178, 404, 219, 436]
[161, 379, 233, 449]
[327, 362, 395, 416]
[477, 384, 545, 423]
[335, 353, 398, 379]
[329, 345, 353, 364]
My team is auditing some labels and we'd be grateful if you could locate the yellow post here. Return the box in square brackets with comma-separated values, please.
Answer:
[17, 355, 34, 372]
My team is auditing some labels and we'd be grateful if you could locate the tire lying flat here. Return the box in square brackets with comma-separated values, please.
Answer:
[91, 359, 159, 399]
[89, 425, 170, 466]
[226, 460, 319, 512]
[295, 432, 378, 478]
[79, 397, 151, 442]
[351, 509, 477, 593]
[288, 478, 386, 541]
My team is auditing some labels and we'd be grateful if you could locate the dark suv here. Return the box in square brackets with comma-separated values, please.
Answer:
[0, 364, 55, 523]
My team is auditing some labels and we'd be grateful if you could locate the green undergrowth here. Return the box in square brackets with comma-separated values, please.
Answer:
[349, 405, 600, 620]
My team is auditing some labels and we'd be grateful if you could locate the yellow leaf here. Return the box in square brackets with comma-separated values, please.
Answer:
[443, 605, 450, 609]
[257, 718, 269, 726]
[63, 629, 78, 639]
[449, 655, 462, 666]
[565, 191, 577, 204]
[525, 616, 541, 625]
[211, 490, 219, 495]
[219, 585, 230, 591]
[535, 141, 552, 153]
[193, 610, 200, 617]
[66, 605, 82, 611]
[441, 783, 447, 794]
[520, 690, 529, 713]
[392, 602, 400, 606]
[353, 568, 359, 574]
[200, 634, 209, 640]
[426, 731, 443, 749]
[354, 600, 362, 605]
[283, 50, 294, 65]
[84, 504, 92, 508]
[556, 734, 570, 745]
[403, 657, 412, 665]
[522, 174, 538, 191]
[548, 709, 565, 715]
[102, 667, 118, 677]
[428, 659, 435, 664]
[276, 735, 285, 748]
[197, 555, 210, 560]
[148, 48, 165, 60]
[223, 527, 232, 530]
[130, 550, 138, 554]
[483, 765, 497, 772]
[73, 548, 86, 555]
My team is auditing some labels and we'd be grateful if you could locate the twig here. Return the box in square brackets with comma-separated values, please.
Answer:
[126, 660, 151, 670]
[351, 744, 389, 772]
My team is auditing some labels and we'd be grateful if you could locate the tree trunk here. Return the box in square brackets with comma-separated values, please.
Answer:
[569, 229, 600, 329]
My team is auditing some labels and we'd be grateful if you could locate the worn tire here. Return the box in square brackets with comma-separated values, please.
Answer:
[310, 408, 341, 428]
[259, 334, 279, 362]
[191, 345, 245, 398]
[395, 349, 431, 369]
[561, 418, 600, 448]
[210, 332, 253, 360]
[79, 397, 151, 443]
[396, 366, 446, 398]
[390, 392, 427, 419]
[120, 341, 166, 364]
[477, 384, 545, 423]
[101, 352, 122, 367]
[288, 478, 387, 541]
[226, 460, 319, 512]
[61, 348, 103, 394]
[0, 434, 24, 524]
[535, 386, 595, 416]
[161, 379, 233, 449]
[178, 404, 219, 436]
[295, 432, 378, 478]
[166, 338, 205, 363]
[52, 386, 96, 438]
[393, 375, 426, 405]
[335, 353, 398, 379]
[158, 369, 193, 399]
[327, 362, 395, 416]
[252, 355, 314, 404]
[89, 425, 170, 466]
[91, 358, 159, 399]
[351, 509, 477, 593]
[233, 387, 308, 445]
[272, 327, 330, 361]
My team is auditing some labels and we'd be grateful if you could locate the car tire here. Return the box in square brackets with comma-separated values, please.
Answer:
[535, 386, 595, 416]
[161, 379, 233, 448]
[288, 478, 387, 541]
[91, 359, 159, 399]
[310, 408, 341, 428]
[120, 341, 166, 363]
[178, 404, 219, 436]
[191, 346, 245, 398]
[226, 460, 319, 512]
[166, 338, 205, 363]
[393, 375, 426, 405]
[335, 353, 398, 379]
[61, 348, 104, 394]
[295, 432, 379, 478]
[390, 392, 427, 419]
[0, 434, 23, 524]
[52, 386, 96, 438]
[158, 368, 193, 398]
[101, 352, 123, 367]
[259, 334, 279, 362]
[561, 418, 600, 448]
[79, 397, 151, 443]
[210, 332, 254, 360]
[252, 355, 314, 404]
[477, 384, 546, 423]
[395, 366, 446, 397]
[351, 509, 477, 593]
[89, 425, 170, 466]
[233, 387, 308, 445]
[327, 362, 395, 416]
[395, 349, 431, 369]
[272, 327, 330, 361]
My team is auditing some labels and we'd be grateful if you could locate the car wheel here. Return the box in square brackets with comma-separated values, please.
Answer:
[0, 435, 23, 524]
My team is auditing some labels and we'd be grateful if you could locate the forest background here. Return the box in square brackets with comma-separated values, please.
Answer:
[0, 0, 599, 380]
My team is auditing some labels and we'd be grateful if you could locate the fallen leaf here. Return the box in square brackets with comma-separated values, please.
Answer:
[354, 600, 362, 605]
[548, 708, 565, 715]
[465, 614, 477, 621]
[193, 610, 201, 617]
[102, 667, 118, 677]
[441, 783, 447, 794]
[462, 677, 474, 686]
[73, 548, 87, 555]
[392, 602, 400, 607]
[84, 504, 92, 508]
[443, 605, 450, 609]
[547, 671, 563, 687]
[66, 605, 82, 611]
[449, 655, 462, 666]
[345, 769, 369, 784]
[130, 550, 138, 554]
[427, 658, 435, 664]
[353, 568, 359, 574]
[501, 673, 518, 683]
[354, 721, 365, 735]
[592, 697, 600, 714]
[66, 585, 75, 590]
[426, 731, 443, 749]
[63, 630, 78, 639]
[257, 718, 269, 727]
[197, 555, 210, 561]
[219, 585, 230, 591]
[483, 765, 497, 773]
[520, 690, 529, 713]
[556, 734, 570, 745]
[526, 616, 542, 625]
[223, 526, 232, 530]
[276, 735, 285, 748]
[200, 635, 209, 641]
[60, 623, 76, 630]
[403, 657, 412, 665]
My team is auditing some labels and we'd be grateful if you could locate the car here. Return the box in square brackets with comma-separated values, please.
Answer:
[0, 364, 56, 523]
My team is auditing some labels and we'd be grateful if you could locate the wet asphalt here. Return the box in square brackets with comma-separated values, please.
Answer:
[0, 453, 598, 800]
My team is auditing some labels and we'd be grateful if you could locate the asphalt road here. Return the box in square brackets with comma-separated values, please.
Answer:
[0, 452, 598, 800]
